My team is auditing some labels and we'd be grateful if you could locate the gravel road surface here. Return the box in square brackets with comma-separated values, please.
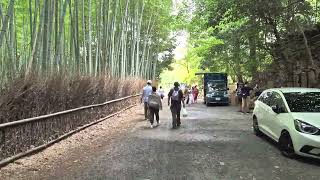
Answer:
[1, 102, 319, 180]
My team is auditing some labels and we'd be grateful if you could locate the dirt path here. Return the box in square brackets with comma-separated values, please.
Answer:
[0, 105, 144, 180]
[1, 102, 320, 180]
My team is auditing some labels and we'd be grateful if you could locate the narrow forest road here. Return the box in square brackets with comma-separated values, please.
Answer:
[1, 101, 320, 180]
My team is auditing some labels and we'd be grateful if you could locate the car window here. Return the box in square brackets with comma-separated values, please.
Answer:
[257, 92, 265, 102]
[269, 92, 288, 112]
[284, 92, 320, 112]
[258, 91, 272, 105]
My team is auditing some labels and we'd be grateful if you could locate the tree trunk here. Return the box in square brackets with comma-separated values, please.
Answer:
[74, 0, 80, 74]
[0, 0, 15, 49]
[26, 2, 46, 76]
[295, 20, 319, 87]
[88, 0, 92, 75]
[135, 0, 145, 77]
[55, 0, 70, 71]
[41, 0, 50, 72]
[29, 0, 33, 51]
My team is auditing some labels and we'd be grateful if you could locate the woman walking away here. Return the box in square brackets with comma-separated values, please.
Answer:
[148, 87, 163, 128]
[168, 82, 185, 128]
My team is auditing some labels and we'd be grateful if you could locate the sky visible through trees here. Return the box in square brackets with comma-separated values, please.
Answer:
[162, 0, 320, 88]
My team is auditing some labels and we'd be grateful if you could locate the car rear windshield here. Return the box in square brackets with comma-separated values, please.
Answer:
[284, 92, 320, 112]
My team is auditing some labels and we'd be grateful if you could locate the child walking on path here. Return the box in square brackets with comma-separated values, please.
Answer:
[148, 86, 163, 128]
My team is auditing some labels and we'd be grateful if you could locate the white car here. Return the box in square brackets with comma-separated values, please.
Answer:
[253, 88, 320, 159]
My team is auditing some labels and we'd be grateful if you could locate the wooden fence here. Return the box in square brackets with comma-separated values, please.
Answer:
[0, 94, 140, 167]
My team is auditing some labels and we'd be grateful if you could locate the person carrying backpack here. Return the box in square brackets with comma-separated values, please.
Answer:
[148, 86, 162, 128]
[168, 82, 185, 128]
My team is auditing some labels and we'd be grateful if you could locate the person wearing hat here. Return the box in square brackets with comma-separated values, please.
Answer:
[141, 80, 153, 120]
[168, 82, 185, 128]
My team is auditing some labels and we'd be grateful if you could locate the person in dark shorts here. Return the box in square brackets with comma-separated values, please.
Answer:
[168, 82, 185, 128]
[241, 82, 253, 114]
[236, 82, 244, 112]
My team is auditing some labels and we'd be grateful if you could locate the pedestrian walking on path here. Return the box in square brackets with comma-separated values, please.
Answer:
[157, 86, 165, 100]
[141, 80, 153, 120]
[184, 86, 190, 105]
[193, 85, 199, 103]
[236, 82, 244, 112]
[241, 82, 253, 114]
[168, 82, 185, 128]
[189, 87, 194, 104]
[148, 87, 162, 128]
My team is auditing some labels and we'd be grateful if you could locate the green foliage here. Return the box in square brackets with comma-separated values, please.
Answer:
[173, 0, 319, 83]
[0, 0, 176, 85]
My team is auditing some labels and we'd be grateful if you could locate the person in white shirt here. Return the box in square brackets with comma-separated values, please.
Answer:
[141, 80, 153, 120]
[157, 86, 165, 100]
[189, 87, 194, 104]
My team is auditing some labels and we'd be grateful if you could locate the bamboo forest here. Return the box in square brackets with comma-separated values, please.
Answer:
[2, 0, 320, 178]
[0, 0, 174, 85]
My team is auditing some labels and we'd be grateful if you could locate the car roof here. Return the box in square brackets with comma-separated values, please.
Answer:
[267, 87, 320, 93]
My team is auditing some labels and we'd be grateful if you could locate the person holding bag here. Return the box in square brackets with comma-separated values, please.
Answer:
[148, 86, 163, 128]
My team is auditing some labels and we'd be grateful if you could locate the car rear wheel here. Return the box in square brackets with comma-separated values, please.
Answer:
[279, 131, 296, 158]
[253, 116, 263, 137]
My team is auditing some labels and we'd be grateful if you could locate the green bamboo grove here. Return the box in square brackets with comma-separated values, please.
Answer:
[0, 0, 174, 84]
